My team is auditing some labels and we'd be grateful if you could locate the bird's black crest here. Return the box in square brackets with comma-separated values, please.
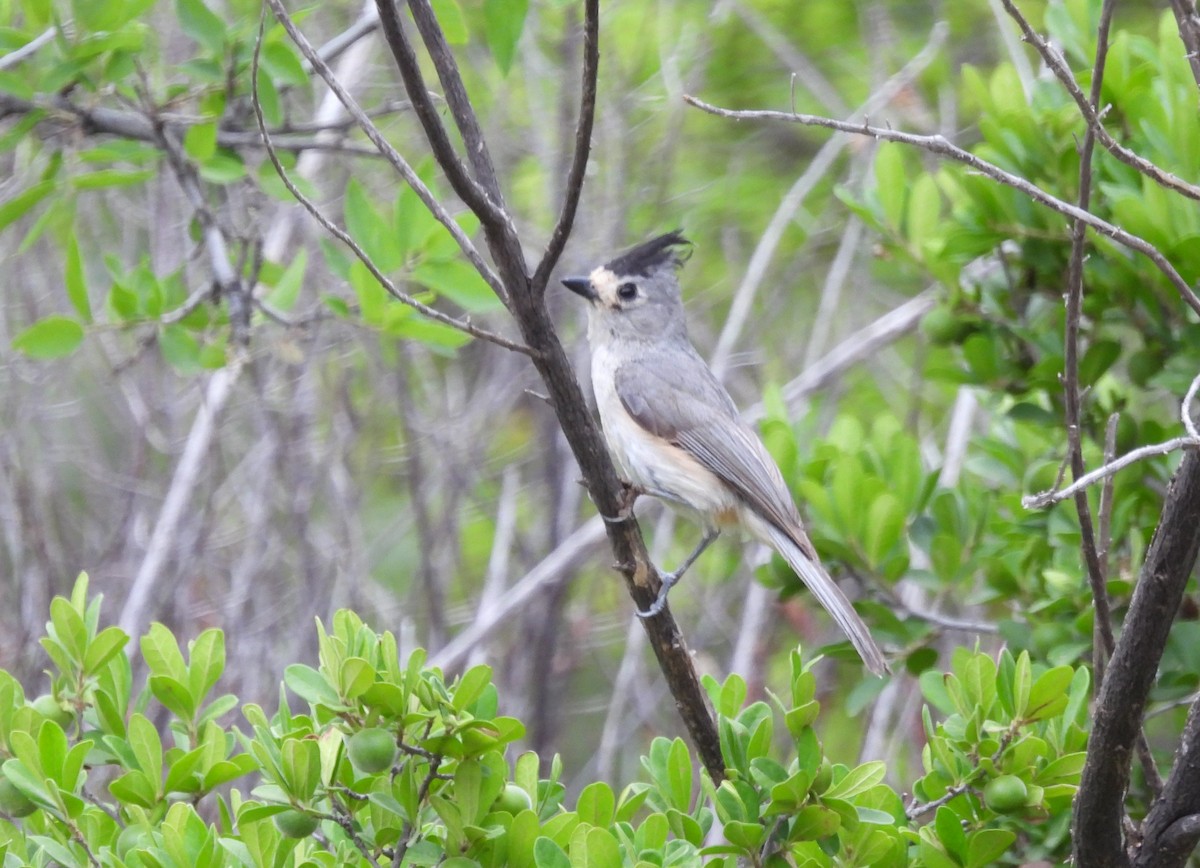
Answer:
[604, 230, 692, 277]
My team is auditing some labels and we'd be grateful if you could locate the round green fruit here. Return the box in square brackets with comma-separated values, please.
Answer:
[0, 774, 36, 818]
[274, 809, 319, 838]
[921, 305, 969, 345]
[346, 728, 397, 774]
[30, 694, 73, 728]
[493, 783, 533, 814]
[983, 775, 1028, 814]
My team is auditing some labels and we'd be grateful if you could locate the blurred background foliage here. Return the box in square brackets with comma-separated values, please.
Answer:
[0, 0, 1197, 844]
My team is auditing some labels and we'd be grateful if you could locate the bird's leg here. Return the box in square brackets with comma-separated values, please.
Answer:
[638, 527, 720, 618]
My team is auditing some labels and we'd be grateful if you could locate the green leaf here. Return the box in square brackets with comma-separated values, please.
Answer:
[1024, 665, 1073, 722]
[127, 714, 163, 795]
[874, 145, 906, 230]
[159, 325, 202, 374]
[149, 675, 197, 721]
[532, 836, 570, 868]
[64, 237, 92, 323]
[431, 0, 469, 45]
[280, 737, 320, 801]
[966, 828, 1016, 868]
[338, 657, 375, 699]
[184, 122, 218, 162]
[176, 0, 226, 53]
[263, 250, 307, 312]
[82, 627, 128, 676]
[141, 623, 189, 682]
[483, 0, 528, 73]
[665, 738, 692, 812]
[12, 316, 85, 359]
[71, 168, 156, 190]
[823, 761, 886, 800]
[187, 629, 225, 707]
[260, 40, 308, 87]
[344, 178, 402, 272]
[863, 492, 905, 566]
[934, 805, 966, 860]
[48, 596, 88, 664]
[451, 664, 492, 710]
[0, 180, 53, 232]
[576, 781, 615, 828]
[1012, 651, 1032, 720]
[412, 257, 502, 311]
[283, 663, 342, 708]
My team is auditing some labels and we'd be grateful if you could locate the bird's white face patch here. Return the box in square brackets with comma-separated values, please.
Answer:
[588, 267, 626, 310]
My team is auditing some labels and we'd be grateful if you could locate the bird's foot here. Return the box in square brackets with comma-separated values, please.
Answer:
[601, 479, 648, 525]
[636, 570, 679, 618]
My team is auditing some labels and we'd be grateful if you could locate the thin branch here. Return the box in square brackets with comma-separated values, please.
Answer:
[1023, 437, 1199, 508]
[1169, 0, 1200, 92]
[1183, 371, 1200, 441]
[999, 0, 1200, 203]
[0, 26, 57, 71]
[309, 1, 379, 70]
[683, 96, 1200, 318]
[886, 593, 1000, 635]
[263, 0, 507, 302]
[371, 0, 513, 238]
[405, 0, 504, 202]
[1059, 0, 1118, 684]
[251, 14, 532, 357]
[532, 0, 599, 294]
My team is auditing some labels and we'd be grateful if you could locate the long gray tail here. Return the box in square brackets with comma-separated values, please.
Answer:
[764, 525, 889, 676]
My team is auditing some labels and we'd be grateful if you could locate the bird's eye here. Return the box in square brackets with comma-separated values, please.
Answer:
[617, 282, 638, 301]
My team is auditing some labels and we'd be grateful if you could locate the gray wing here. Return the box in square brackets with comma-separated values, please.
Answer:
[614, 349, 807, 544]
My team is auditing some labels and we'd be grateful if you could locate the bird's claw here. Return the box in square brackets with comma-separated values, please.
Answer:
[636, 571, 679, 618]
[601, 479, 648, 525]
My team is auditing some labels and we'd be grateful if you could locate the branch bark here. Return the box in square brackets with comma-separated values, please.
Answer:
[1073, 448, 1200, 867]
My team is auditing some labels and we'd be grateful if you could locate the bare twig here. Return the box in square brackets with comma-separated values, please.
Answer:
[683, 97, 1200, 318]
[250, 14, 533, 357]
[532, 0, 599, 294]
[0, 26, 57, 71]
[1183, 371, 1200, 441]
[1058, 0, 1118, 681]
[1023, 437, 1199, 509]
[1000, 0, 1200, 203]
[1169, 0, 1200, 92]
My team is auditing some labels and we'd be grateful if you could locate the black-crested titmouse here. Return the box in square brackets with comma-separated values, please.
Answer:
[563, 231, 888, 676]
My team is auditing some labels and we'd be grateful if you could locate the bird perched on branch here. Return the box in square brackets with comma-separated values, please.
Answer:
[563, 231, 888, 676]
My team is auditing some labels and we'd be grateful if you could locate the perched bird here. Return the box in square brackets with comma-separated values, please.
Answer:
[563, 231, 888, 676]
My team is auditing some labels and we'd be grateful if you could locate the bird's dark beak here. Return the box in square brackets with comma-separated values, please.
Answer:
[561, 276, 597, 302]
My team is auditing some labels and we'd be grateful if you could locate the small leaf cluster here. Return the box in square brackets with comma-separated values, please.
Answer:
[912, 648, 1090, 865]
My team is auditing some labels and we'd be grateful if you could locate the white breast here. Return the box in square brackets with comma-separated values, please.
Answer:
[590, 342, 737, 526]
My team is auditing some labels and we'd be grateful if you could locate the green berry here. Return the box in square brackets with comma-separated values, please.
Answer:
[346, 728, 397, 774]
[274, 809, 319, 838]
[493, 783, 533, 814]
[983, 775, 1028, 814]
